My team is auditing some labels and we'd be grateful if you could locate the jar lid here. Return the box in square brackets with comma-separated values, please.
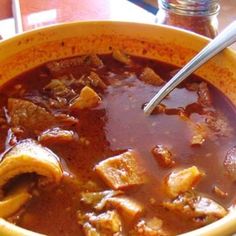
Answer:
[158, 0, 220, 16]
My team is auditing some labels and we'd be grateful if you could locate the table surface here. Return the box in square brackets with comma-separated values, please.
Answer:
[12, 0, 236, 49]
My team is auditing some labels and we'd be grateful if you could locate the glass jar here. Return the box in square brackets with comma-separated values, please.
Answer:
[156, 0, 220, 38]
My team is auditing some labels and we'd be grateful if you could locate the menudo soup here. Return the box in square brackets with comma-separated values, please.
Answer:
[0, 51, 235, 236]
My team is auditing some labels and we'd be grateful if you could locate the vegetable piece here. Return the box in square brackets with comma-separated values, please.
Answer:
[38, 127, 76, 144]
[77, 210, 122, 235]
[165, 166, 203, 198]
[70, 86, 101, 110]
[224, 146, 236, 181]
[106, 196, 143, 222]
[151, 145, 175, 168]
[112, 49, 131, 65]
[95, 150, 146, 189]
[163, 192, 227, 225]
[8, 98, 55, 134]
[81, 190, 123, 210]
[0, 139, 63, 191]
[0, 218, 46, 236]
[140, 67, 164, 86]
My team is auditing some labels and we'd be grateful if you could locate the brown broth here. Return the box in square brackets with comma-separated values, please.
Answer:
[0, 54, 236, 235]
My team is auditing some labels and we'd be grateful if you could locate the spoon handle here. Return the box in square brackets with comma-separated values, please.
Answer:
[144, 20, 236, 115]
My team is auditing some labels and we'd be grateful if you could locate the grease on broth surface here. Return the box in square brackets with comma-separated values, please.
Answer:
[0, 52, 236, 236]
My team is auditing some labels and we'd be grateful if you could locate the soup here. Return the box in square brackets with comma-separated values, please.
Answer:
[0, 51, 235, 236]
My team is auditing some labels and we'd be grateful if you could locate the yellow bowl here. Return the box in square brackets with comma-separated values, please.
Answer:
[0, 21, 236, 236]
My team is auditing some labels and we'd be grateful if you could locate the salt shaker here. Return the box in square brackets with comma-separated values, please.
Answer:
[156, 0, 220, 38]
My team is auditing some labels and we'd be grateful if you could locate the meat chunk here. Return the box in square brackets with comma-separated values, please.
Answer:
[151, 145, 175, 168]
[0, 139, 63, 190]
[83, 223, 100, 236]
[70, 86, 101, 110]
[89, 210, 122, 234]
[38, 127, 76, 144]
[197, 82, 212, 107]
[46, 55, 87, 73]
[0, 190, 31, 218]
[46, 54, 103, 75]
[86, 54, 104, 68]
[81, 190, 123, 210]
[8, 98, 55, 134]
[130, 218, 167, 236]
[106, 196, 143, 223]
[77, 210, 122, 235]
[77, 72, 107, 90]
[163, 192, 227, 225]
[165, 166, 203, 198]
[0, 218, 46, 236]
[140, 67, 164, 86]
[112, 49, 131, 65]
[205, 112, 232, 137]
[224, 146, 236, 181]
[87, 72, 107, 89]
[44, 78, 75, 98]
[95, 150, 146, 190]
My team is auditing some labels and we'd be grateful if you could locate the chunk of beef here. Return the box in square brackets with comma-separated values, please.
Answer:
[165, 166, 203, 198]
[112, 49, 131, 65]
[87, 72, 107, 89]
[151, 145, 175, 168]
[86, 54, 104, 68]
[151, 104, 166, 115]
[0, 139, 63, 190]
[77, 210, 122, 235]
[77, 72, 107, 90]
[163, 192, 227, 225]
[44, 78, 75, 98]
[81, 190, 123, 210]
[89, 210, 122, 234]
[197, 82, 212, 107]
[130, 218, 167, 236]
[106, 196, 143, 223]
[224, 146, 236, 181]
[38, 127, 76, 144]
[205, 112, 232, 137]
[140, 67, 165, 86]
[8, 98, 55, 134]
[95, 150, 146, 190]
[46, 55, 87, 74]
[70, 86, 101, 110]
[46, 54, 104, 75]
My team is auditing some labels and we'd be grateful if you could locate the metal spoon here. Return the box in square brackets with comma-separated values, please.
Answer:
[144, 20, 236, 115]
